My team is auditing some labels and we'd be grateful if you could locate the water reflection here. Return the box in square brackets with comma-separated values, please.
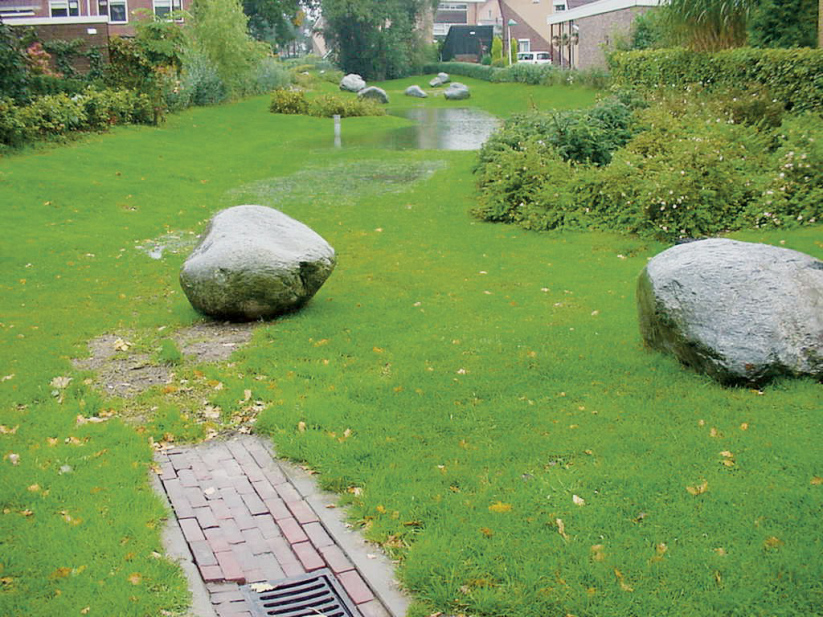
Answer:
[336, 107, 500, 151]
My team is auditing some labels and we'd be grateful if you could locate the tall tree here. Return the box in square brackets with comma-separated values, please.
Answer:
[243, 0, 311, 45]
[321, 0, 437, 80]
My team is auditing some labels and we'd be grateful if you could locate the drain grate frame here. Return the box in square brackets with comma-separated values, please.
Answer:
[241, 568, 364, 617]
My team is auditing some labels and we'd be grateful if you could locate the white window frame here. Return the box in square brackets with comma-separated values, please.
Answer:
[50, 0, 79, 17]
[107, 0, 127, 23]
[152, 0, 181, 18]
[439, 2, 468, 10]
[518, 38, 531, 52]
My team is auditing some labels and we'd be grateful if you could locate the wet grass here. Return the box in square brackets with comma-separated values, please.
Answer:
[1, 79, 821, 617]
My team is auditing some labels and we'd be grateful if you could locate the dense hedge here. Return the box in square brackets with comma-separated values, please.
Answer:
[422, 61, 610, 88]
[609, 48, 823, 113]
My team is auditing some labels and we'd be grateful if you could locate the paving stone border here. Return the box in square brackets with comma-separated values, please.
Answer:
[154, 436, 407, 617]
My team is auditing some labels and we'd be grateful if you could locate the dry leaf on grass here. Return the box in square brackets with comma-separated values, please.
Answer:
[488, 501, 512, 513]
[686, 480, 708, 496]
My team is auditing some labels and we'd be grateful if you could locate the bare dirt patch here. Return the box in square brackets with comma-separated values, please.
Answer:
[73, 334, 170, 398]
[173, 321, 258, 363]
[74, 322, 259, 398]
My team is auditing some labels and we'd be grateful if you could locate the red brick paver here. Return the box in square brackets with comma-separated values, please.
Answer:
[156, 436, 387, 616]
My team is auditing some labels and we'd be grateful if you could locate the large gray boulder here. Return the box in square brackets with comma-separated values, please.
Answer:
[437, 72, 450, 84]
[444, 82, 470, 100]
[339, 73, 366, 92]
[180, 206, 336, 321]
[405, 85, 427, 98]
[429, 77, 444, 87]
[637, 238, 823, 385]
[357, 86, 389, 104]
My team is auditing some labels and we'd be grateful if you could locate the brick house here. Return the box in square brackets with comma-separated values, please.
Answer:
[1, 0, 191, 39]
[547, 0, 660, 69]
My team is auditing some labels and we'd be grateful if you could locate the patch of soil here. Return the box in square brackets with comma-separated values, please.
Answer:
[73, 334, 171, 398]
[74, 322, 259, 398]
[173, 321, 258, 363]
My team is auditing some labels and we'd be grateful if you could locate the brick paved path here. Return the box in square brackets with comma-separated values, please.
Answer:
[155, 436, 389, 617]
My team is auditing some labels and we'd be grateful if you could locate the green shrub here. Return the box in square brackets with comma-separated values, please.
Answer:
[28, 74, 86, 97]
[477, 95, 637, 168]
[0, 97, 25, 146]
[608, 47, 823, 113]
[0, 88, 155, 147]
[252, 57, 292, 92]
[182, 50, 227, 106]
[269, 87, 309, 114]
[308, 93, 385, 118]
[17, 92, 87, 139]
[472, 89, 820, 241]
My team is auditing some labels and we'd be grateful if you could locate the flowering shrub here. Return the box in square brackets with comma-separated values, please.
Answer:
[25, 43, 60, 77]
[474, 90, 822, 241]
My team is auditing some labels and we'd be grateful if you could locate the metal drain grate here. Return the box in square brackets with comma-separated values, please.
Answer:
[241, 569, 363, 617]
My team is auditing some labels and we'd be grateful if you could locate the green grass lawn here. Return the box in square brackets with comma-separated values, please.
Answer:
[1, 77, 821, 617]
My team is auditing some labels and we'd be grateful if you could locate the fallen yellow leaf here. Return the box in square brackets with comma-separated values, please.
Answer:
[556, 518, 569, 541]
[811, 476, 823, 486]
[686, 480, 708, 496]
[127, 573, 142, 585]
[590, 544, 606, 562]
[613, 568, 634, 592]
[763, 536, 783, 550]
[488, 501, 512, 513]
[297, 421, 306, 433]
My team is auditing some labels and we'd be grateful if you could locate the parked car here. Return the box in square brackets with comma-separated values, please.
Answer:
[516, 51, 551, 64]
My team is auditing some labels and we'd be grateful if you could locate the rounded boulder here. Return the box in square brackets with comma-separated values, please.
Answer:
[180, 206, 336, 321]
[357, 86, 389, 104]
[637, 238, 823, 385]
[340, 73, 366, 92]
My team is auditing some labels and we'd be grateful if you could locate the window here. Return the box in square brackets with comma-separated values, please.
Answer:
[108, 0, 127, 22]
[554, 2, 566, 10]
[50, 0, 79, 17]
[518, 39, 530, 52]
[439, 2, 467, 9]
[153, 0, 181, 18]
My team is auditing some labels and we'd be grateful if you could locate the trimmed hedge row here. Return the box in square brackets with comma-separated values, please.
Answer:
[422, 61, 610, 88]
[608, 48, 823, 113]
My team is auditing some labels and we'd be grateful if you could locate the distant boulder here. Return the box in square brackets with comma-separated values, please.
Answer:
[357, 86, 389, 104]
[404, 85, 427, 98]
[180, 206, 336, 321]
[437, 72, 450, 84]
[444, 82, 470, 100]
[340, 73, 366, 92]
[637, 238, 823, 385]
[429, 76, 444, 87]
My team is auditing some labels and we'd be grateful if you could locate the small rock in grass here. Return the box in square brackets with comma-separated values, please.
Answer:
[404, 85, 427, 98]
[444, 82, 470, 100]
[339, 73, 366, 92]
[357, 86, 389, 104]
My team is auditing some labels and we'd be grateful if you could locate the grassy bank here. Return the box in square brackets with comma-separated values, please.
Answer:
[1, 78, 820, 616]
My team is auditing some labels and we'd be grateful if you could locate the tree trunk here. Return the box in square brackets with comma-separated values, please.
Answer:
[819, 0, 822, 47]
